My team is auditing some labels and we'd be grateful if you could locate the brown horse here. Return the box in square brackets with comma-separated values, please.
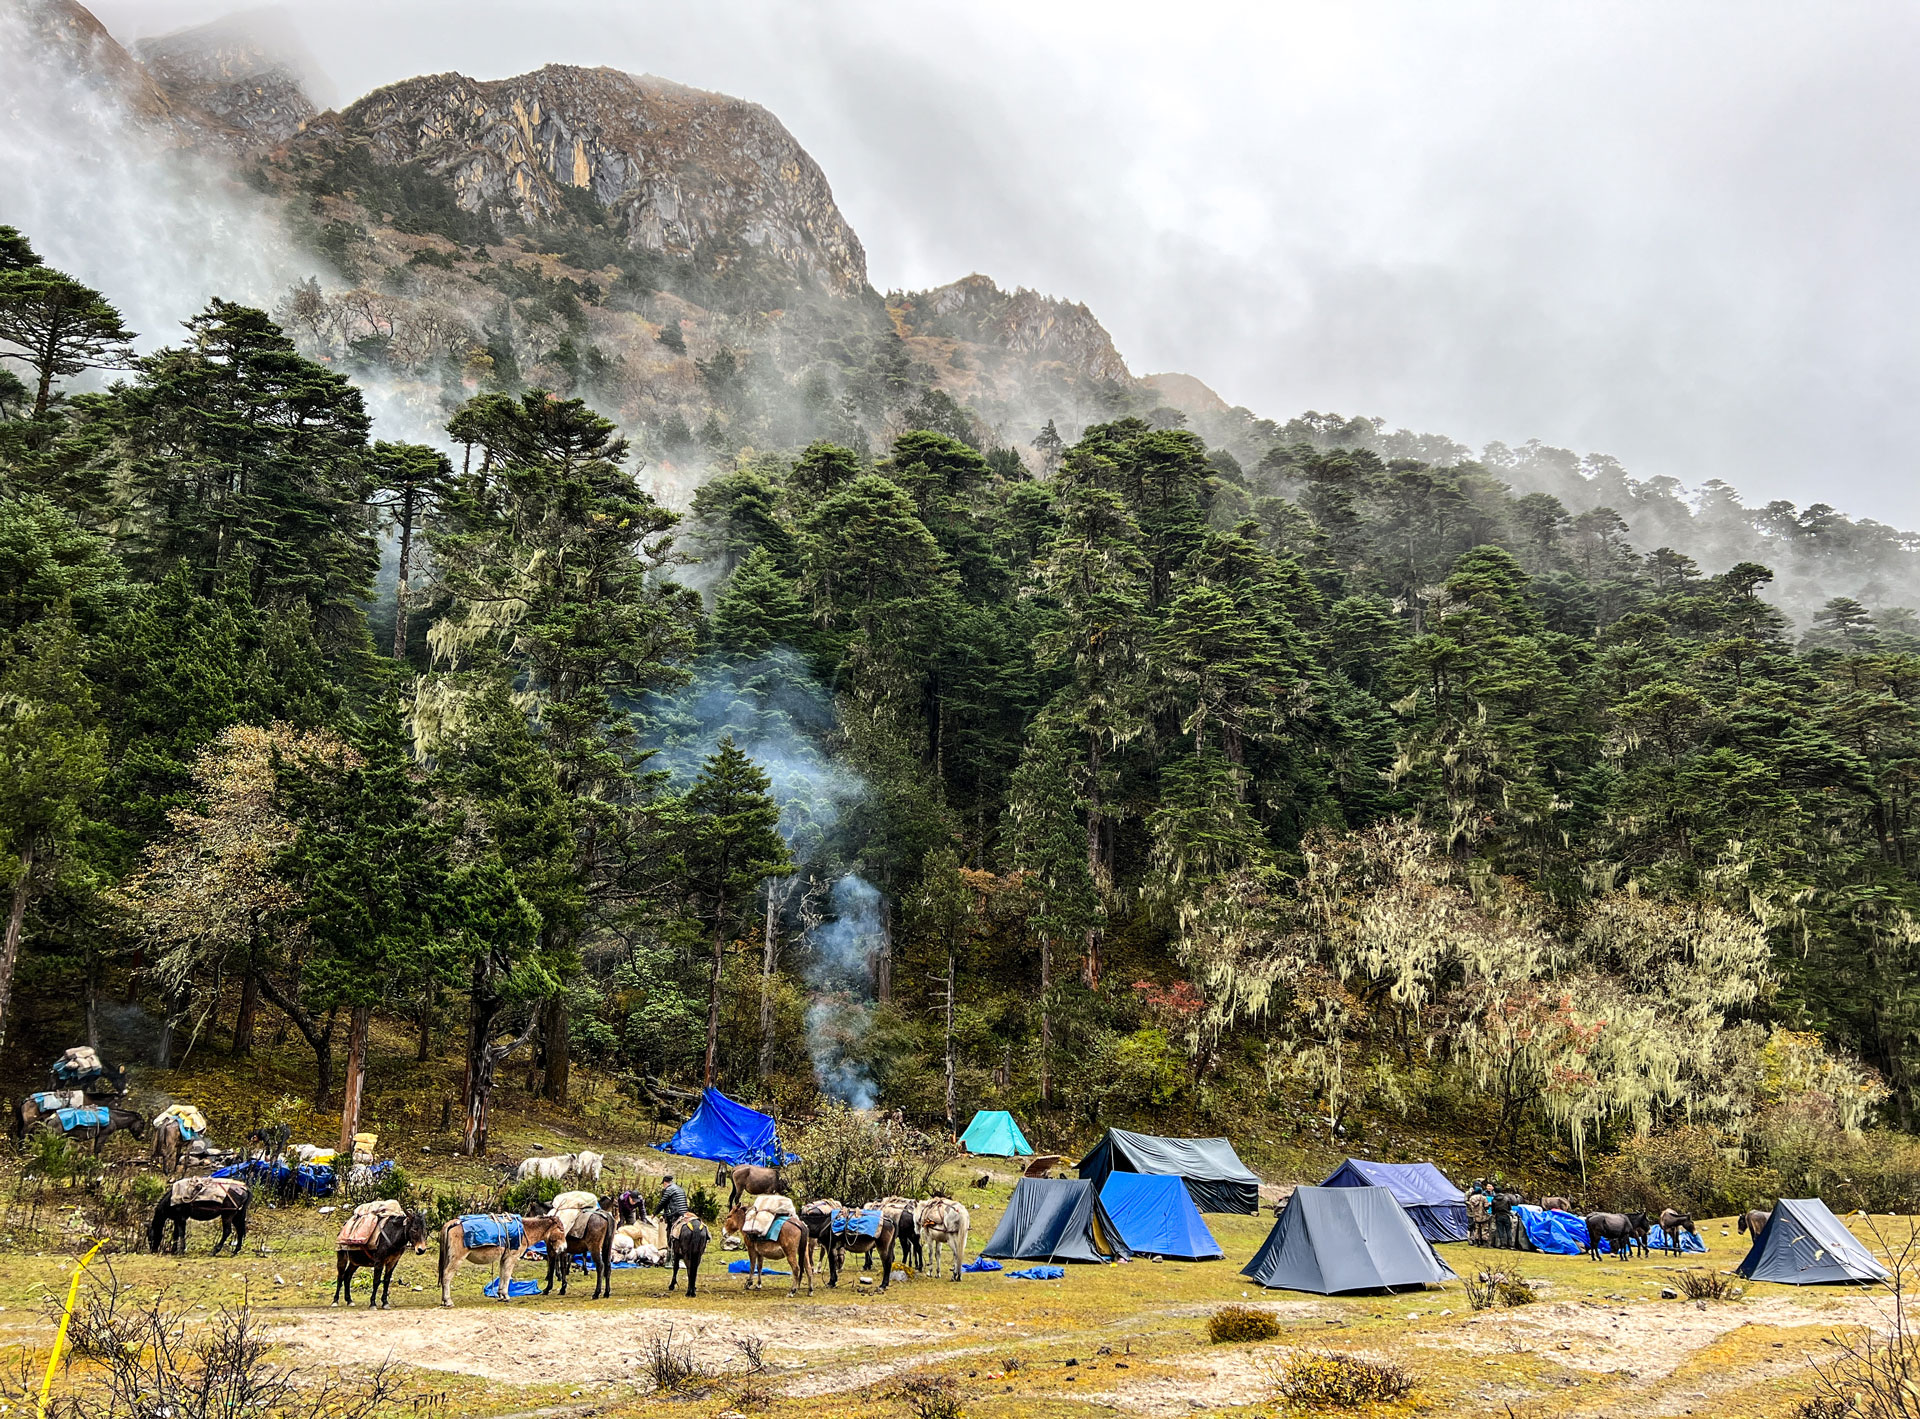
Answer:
[722, 1203, 813, 1296]
[335, 1209, 428, 1308]
[1542, 1196, 1574, 1213]
[823, 1204, 898, 1291]
[1740, 1208, 1773, 1239]
[13, 1090, 84, 1139]
[1658, 1208, 1698, 1256]
[437, 1214, 567, 1306]
[150, 1116, 194, 1177]
[726, 1163, 787, 1209]
[37, 1106, 146, 1157]
[545, 1209, 618, 1299]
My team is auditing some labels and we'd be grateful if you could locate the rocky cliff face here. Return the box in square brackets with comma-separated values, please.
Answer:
[135, 13, 320, 154]
[893, 273, 1134, 386]
[296, 65, 867, 294]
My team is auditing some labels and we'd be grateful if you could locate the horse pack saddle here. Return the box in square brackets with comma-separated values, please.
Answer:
[172, 1177, 244, 1207]
[669, 1214, 705, 1243]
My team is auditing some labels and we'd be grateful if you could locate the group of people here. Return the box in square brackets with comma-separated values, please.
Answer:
[1464, 1177, 1526, 1248]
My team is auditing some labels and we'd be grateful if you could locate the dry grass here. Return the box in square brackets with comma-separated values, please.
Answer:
[1268, 1350, 1416, 1409]
[1208, 1303, 1282, 1343]
[1674, 1267, 1743, 1301]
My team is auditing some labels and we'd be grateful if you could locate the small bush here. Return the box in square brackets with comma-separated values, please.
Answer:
[895, 1372, 964, 1419]
[645, 1327, 708, 1393]
[1208, 1305, 1282, 1343]
[1791, 1399, 1851, 1419]
[1464, 1270, 1535, 1310]
[1673, 1268, 1741, 1302]
[1273, 1352, 1415, 1409]
[688, 1182, 721, 1223]
[498, 1174, 564, 1214]
[130, 1174, 169, 1207]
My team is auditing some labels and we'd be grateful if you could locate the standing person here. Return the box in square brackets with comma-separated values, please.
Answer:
[658, 1174, 689, 1229]
[1466, 1181, 1491, 1247]
[1491, 1186, 1515, 1250]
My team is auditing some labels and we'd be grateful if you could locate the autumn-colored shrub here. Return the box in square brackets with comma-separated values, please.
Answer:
[1272, 1352, 1415, 1409]
[1207, 1305, 1282, 1343]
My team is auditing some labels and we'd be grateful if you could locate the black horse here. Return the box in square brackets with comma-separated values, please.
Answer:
[335, 1210, 428, 1308]
[1584, 1210, 1651, 1260]
[666, 1213, 709, 1299]
[149, 1179, 251, 1255]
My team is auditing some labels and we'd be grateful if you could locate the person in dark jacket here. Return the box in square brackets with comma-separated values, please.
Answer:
[658, 1175, 689, 1227]
[1491, 1189, 1516, 1249]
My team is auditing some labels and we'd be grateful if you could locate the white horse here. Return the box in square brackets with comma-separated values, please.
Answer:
[917, 1198, 970, 1281]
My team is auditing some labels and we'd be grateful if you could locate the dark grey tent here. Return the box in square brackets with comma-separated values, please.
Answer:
[1734, 1198, 1888, 1285]
[980, 1177, 1130, 1264]
[1242, 1185, 1457, 1294]
[1076, 1128, 1261, 1214]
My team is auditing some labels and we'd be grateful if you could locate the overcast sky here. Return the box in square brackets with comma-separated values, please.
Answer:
[81, 0, 1920, 527]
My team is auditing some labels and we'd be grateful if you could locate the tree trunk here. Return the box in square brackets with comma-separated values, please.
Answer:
[1039, 931, 1052, 1105]
[1084, 738, 1103, 988]
[703, 922, 724, 1089]
[758, 878, 778, 1082]
[416, 982, 436, 1063]
[232, 963, 258, 1056]
[391, 488, 415, 661]
[253, 971, 335, 1106]
[464, 1011, 538, 1157]
[0, 843, 35, 1054]
[541, 992, 569, 1104]
[337, 1004, 370, 1154]
[944, 944, 957, 1132]
[876, 895, 894, 1005]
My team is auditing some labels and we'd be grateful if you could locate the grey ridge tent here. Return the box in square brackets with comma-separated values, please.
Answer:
[1734, 1198, 1888, 1285]
[979, 1177, 1130, 1264]
[1076, 1127, 1261, 1214]
[1242, 1185, 1457, 1294]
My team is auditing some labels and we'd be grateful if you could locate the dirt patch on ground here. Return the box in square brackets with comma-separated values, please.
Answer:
[1414, 1296, 1881, 1382]
[271, 1299, 947, 1386]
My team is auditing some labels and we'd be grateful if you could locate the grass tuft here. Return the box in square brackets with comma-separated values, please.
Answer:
[1673, 1268, 1741, 1301]
[1270, 1351, 1416, 1409]
[895, 1371, 964, 1419]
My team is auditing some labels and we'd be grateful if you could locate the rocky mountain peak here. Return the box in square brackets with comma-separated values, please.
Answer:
[299, 64, 867, 294]
[134, 9, 323, 153]
[892, 274, 1134, 387]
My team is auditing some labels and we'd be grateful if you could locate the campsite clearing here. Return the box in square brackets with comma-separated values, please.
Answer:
[4, 1160, 1913, 1419]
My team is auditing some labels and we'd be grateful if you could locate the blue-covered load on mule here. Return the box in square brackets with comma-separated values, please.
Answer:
[831, 1209, 884, 1239]
[461, 1214, 525, 1250]
[50, 1047, 104, 1088]
[55, 1106, 109, 1131]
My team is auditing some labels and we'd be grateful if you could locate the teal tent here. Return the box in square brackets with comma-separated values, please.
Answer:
[959, 1110, 1033, 1157]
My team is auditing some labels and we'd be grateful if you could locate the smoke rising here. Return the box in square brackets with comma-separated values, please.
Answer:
[803, 874, 882, 1111]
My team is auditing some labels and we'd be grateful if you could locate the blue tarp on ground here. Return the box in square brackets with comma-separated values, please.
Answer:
[959, 1110, 1034, 1157]
[1008, 1265, 1066, 1280]
[1647, 1224, 1708, 1254]
[1098, 1171, 1223, 1260]
[1515, 1205, 1589, 1254]
[962, 1257, 1002, 1272]
[832, 1209, 884, 1238]
[482, 1277, 542, 1298]
[54, 1106, 109, 1131]
[1321, 1159, 1470, 1243]
[655, 1088, 798, 1168]
[727, 1260, 789, 1275]
[461, 1215, 525, 1251]
[209, 1159, 336, 1196]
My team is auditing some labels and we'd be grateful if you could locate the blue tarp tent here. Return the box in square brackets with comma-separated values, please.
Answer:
[959, 1110, 1033, 1157]
[1515, 1205, 1588, 1254]
[1099, 1172, 1222, 1260]
[654, 1088, 798, 1167]
[1320, 1159, 1470, 1242]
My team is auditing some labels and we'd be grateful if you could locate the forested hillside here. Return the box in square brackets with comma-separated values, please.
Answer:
[5, 201, 1920, 1210]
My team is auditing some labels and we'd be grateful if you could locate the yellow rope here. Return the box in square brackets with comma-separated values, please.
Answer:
[37, 1237, 106, 1419]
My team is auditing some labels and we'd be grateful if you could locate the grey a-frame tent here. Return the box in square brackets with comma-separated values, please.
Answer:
[1734, 1198, 1888, 1285]
[1242, 1185, 1457, 1294]
[1077, 1128, 1261, 1213]
[979, 1177, 1130, 1264]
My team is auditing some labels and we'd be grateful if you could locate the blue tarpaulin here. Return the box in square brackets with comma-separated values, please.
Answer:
[1320, 1159, 1470, 1243]
[727, 1260, 789, 1275]
[1647, 1224, 1707, 1254]
[1098, 1171, 1223, 1260]
[210, 1159, 335, 1196]
[461, 1215, 525, 1250]
[1008, 1265, 1065, 1280]
[54, 1106, 109, 1131]
[959, 1110, 1034, 1157]
[655, 1088, 797, 1168]
[832, 1209, 883, 1238]
[1515, 1205, 1589, 1255]
[482, 1277, 542, 1298]
[962, 1257, 1002, 1272]
[30, 1093, 72, 1112]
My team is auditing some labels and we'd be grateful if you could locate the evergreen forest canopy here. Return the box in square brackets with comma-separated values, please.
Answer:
[6, 221, 1920, 1205]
